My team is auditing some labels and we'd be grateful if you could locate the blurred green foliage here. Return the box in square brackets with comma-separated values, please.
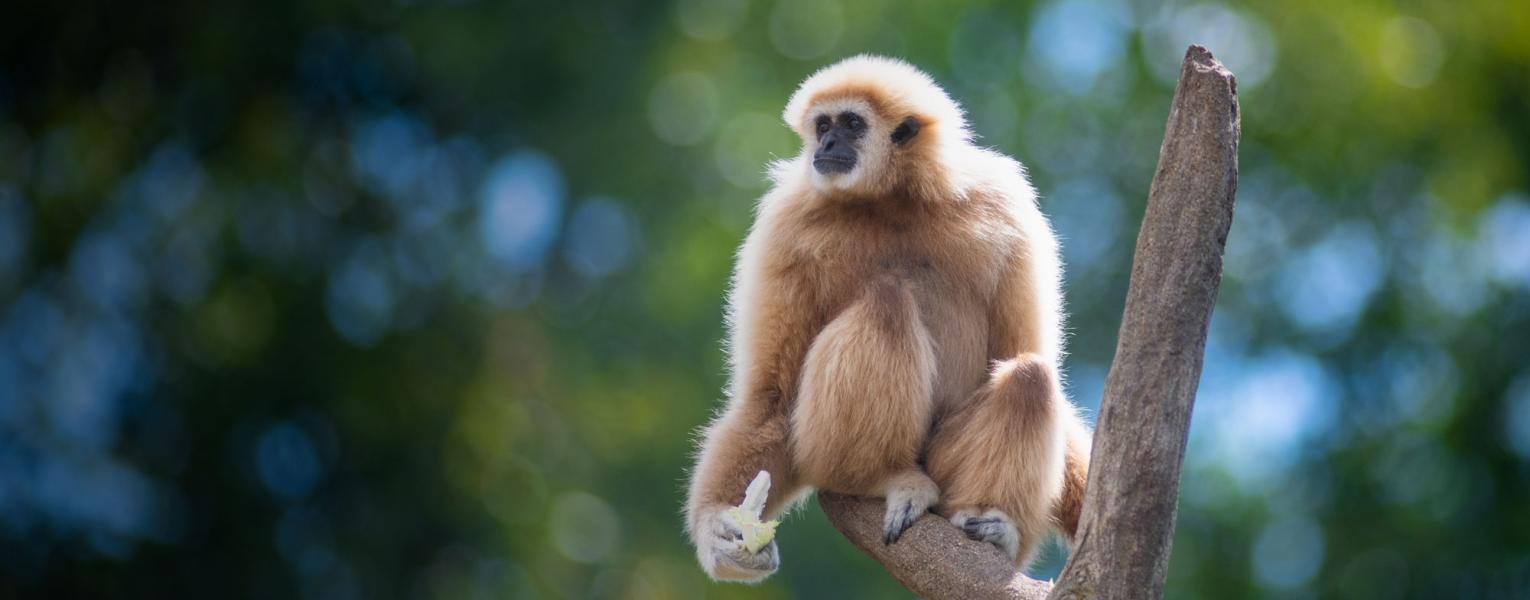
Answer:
[1, 0, 1529, 598]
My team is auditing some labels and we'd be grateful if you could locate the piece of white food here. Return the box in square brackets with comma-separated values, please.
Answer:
[723, 470, 780, 553]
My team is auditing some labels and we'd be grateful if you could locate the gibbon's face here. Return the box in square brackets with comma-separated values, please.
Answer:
[810, 109, 866, 175]
[804, 97, 920, 192]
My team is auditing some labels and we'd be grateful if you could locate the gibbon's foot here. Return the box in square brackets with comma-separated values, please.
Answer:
[882, 471, 940, 544]
[697, 508, 780, 582]
[951, 508, 1021, 559]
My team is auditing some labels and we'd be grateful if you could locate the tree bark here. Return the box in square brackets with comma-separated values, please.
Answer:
[819, 44, 1240, 600]
[820, 493, 1053, 600]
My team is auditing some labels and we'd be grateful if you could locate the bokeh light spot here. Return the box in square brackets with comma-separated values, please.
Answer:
[1478, 193, 1530, 289]
[479, 151, 566, 272]
[1503, 374, 1530, 460]
[647, 72, 719, 146]
[1379, 16, 1445, 89]
[1143, 4, 1276, 88]
[1205, 350, 1338, 491]
[36, 456, 166, 545]
[676, 0, 750, 42]
[350, 112, 432, 200]
[1252, 515, 1325, 589]
[1045, 177, 1124, 272]
[1276, 221, 1385, 339]
[1405, 230, 1488, 319]
[769, 0, 843, 60]
[947, 10, 1022, 89]
[549, 491, 621, 564]
[1026, 0, 1131, 94]
[255, 422, 324, 502]
[714, 112, 793, 189]
[68, 227, 148, 316]
[135, 142, 205, 224]
[325, 239, 396, 347]
[563, 198, 639, 279]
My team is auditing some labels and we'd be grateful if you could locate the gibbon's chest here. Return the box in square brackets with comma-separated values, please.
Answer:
[787, 215, 1002, 301]
[782, 214, 1004, 404]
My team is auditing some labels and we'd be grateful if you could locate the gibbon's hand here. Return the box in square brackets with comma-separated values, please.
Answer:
[696, 471, 781, 582]
[695, 506, 781, 582]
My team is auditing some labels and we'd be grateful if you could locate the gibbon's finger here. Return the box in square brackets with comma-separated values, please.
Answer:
[709, 512, 744, 541]
[719, 538, 779, 572]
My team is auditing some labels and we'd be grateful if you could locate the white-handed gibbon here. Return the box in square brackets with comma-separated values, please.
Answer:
[684, 55, 1092, 582]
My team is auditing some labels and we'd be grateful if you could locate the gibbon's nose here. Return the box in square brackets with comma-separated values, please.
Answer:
[822, 137, 837, 152]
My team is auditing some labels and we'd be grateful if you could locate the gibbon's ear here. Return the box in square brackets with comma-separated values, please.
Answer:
[891, 117, 921, 146]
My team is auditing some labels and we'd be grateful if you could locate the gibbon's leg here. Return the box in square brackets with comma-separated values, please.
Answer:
[949, 507, 1021, 558]
[1053, 408, 1091, 542]
[926, 353, 1066, 568]
[792, 275, 939, 543]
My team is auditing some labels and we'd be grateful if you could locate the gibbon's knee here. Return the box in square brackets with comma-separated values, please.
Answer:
[792, 277, 936, 493]
[927, 354, 1065, 564]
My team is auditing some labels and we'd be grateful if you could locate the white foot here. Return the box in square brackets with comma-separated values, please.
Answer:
[882, 471, 939, 544]
[950, 508, 1020, 559]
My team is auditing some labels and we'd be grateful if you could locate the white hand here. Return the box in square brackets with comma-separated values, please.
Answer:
[696, 505, 780, 581]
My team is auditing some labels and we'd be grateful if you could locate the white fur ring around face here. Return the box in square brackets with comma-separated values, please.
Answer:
[723, 471, 779, 553]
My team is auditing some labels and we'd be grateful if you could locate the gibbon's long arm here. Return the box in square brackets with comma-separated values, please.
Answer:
[685, 221, 818, 581]
[686, 346, 800, 522]
[985, 205, 1064, 367]
[686, 233, 815, 521]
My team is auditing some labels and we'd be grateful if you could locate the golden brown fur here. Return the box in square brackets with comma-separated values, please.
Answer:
[685, 55, 1091, 581]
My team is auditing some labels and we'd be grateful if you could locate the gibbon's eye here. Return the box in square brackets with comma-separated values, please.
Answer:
[843, 113, 865, 132]
[816, 117, 831, 135]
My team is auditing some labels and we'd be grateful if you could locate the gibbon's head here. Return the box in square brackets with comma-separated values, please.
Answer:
[781, 55, 969, 197]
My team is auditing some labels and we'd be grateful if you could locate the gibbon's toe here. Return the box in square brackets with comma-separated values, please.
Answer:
[951, 508, 1021, 559]
[882, 472, 939, 544]
[882, 500, 920, 544]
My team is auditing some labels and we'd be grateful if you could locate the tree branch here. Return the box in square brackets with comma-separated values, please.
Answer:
[820, 493, 1053, 600]
[1051, 43, 1239, 600]
[819, 44, 1241, 600]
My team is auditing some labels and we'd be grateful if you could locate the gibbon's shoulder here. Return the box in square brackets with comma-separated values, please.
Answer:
[951, 145, 1038, 211]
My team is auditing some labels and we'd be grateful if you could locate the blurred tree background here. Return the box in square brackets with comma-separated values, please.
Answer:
[1, 0, 1528, 598]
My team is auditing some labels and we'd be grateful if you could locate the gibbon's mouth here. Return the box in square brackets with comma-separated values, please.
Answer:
[813, 156, 856, 174]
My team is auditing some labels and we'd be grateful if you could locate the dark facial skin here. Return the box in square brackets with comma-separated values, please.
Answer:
[812, 111, 922, 176]
[813, 111, 865, 175]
